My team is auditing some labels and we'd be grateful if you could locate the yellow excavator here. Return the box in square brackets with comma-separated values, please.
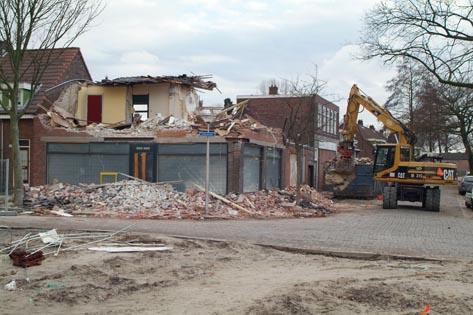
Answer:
[334, 84, 456, 211]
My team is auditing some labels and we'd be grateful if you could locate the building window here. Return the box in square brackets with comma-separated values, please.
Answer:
[329, 110, 333, 134]
[317, 106, 322, 130]
[324, 106, 329, 132]
[0, 86, 32, 110]
[19, 139, 30, 184]
[133, 95, 149, 120]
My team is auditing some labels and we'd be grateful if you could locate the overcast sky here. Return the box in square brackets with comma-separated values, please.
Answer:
[75, 0, 395, 126]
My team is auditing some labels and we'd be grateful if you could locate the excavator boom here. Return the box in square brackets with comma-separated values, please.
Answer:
[342, 84, 416, 148]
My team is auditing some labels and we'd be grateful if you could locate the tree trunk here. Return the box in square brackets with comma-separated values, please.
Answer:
[295, 143, 303, 203]
[458, 124, 473, 174]
[9, 115, 23, 206]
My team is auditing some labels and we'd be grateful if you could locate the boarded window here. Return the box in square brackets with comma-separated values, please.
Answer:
[243, 144, 262, 192]
[157, 144, 227, 194]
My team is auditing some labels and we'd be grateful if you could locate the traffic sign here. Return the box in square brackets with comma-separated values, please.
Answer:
[199, 130, 216, 137]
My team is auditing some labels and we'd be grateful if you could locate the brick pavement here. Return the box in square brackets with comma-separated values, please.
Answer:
[1, 186, 472, 260]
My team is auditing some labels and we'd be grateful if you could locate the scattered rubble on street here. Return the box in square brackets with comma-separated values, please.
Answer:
[0, 225, 170, 269]
[24, 180, 333, 219]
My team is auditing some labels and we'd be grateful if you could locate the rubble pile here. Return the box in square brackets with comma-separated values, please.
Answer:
[24, 181, 333, 219]
[40, 99, 282, 143]
[355, 157, 373, 165]
[325, 157, 374, 192]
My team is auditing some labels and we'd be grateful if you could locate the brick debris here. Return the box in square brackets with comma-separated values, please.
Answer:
[24, 181, 334, 219]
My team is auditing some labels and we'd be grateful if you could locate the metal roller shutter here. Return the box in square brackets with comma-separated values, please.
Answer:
[243, 144, 262, 192]
[265, 147, 281, 189]
[157, 144, 227, 194]
[47, 143, 129, 184]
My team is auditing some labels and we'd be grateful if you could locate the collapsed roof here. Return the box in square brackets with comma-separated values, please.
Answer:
[95, 74, 218, 91]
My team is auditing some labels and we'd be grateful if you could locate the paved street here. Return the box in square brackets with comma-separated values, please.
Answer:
[1, 186, 472, 260]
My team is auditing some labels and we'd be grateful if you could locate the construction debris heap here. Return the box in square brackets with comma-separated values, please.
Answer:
[24, 181, 333, 219]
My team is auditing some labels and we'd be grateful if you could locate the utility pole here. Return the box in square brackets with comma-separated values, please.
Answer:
[205, 123, 210, 215]
[198, 124, 215, 216]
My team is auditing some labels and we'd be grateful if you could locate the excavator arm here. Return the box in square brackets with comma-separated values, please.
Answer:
[340, 84, 416, 158]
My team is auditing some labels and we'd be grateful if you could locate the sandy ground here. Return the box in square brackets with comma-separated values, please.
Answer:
[1, 230, 473, 315]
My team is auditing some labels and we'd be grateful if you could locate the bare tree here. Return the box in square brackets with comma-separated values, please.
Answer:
[434, 84, 473, 173]
[282, 72, 326, 201]
[0, 0, 103, 205]
[362, 0, 473, 89]
[385, 60, 423, 130]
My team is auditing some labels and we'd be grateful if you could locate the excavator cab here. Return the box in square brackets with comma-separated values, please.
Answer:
[373, 144, 396, 175]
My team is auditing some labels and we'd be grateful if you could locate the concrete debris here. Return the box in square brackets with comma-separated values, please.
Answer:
[24, 180, 333, 219]
[325, 157, 373, 188]
[39, 229, 62, 245]
[39, 98, 283, 145]
[88, 246, 172, 253]
[1, 226, 136, 265]
[4, 280, 16, 291]
[355, 157, 373, 165]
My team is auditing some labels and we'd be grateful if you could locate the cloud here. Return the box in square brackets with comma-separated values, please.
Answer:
[74, 0, 395, 121]
[319, 45, 395, 126]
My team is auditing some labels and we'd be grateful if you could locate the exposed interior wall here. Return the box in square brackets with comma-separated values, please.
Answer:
[52, 83, 81, 114]
[130, 83, 170, 119]
[168, 84, 199, 119]
[77, 85, 127, 124]
[77, 83, 200, 123]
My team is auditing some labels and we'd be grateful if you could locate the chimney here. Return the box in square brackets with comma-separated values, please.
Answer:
[369, 125, 375, 130]
[268, 85, 278, 95]
[357, 119, 363, 126]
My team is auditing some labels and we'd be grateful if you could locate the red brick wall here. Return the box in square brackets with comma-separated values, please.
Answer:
[239, 95, 339, 146]
[227, 140, 243, 193]
[318, 148, 336, 190]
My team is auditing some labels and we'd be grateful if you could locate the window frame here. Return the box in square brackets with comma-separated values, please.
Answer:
[132, 94, 149, 120]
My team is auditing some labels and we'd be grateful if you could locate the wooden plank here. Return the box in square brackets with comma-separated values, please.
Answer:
[141, 152, 147, 180]
[133, 153, 139, 178]
[194, 184, 253, 216]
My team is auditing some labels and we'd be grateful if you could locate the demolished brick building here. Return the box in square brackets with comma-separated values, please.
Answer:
[28, 75, 305, 194]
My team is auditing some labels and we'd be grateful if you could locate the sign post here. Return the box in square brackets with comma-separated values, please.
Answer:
[199, 125, 215, 215]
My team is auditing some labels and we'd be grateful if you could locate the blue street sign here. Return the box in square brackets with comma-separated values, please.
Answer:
[199, 130, 216, 137]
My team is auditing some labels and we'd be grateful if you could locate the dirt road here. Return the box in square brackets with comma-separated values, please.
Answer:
[1, 186, 472, 260]
[1, 231, 473, 315]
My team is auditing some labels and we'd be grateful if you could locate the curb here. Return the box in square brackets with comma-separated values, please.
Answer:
[0, 225, 455, 262]
[169, 234, 448, 262]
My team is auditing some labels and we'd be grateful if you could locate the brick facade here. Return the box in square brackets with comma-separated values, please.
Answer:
[0, 48, 92, 187]
[237, 93, 339, 189]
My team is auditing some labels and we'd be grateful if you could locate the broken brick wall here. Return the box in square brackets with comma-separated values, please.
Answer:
[318, 148, 336, 190]
[227, 140, 244, 193]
